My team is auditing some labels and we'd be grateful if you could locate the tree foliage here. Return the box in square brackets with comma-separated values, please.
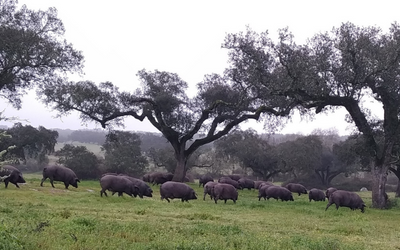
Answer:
[276, 135, 323, 178]
[0, 130, 15, 164]
[0, 0, 84, 108]
[55, 144, 99, 179]
[0, 122, 58, 164]
[223, 22, 400, 208]
[101, 131, 148, 176]
[215, 129, 284, 180]
[333, 134, 372, 169]
[147, 146, 177, 173]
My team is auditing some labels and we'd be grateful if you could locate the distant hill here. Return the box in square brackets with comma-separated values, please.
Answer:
[54, 128, 165, 148]
[53, 128, 348, 151]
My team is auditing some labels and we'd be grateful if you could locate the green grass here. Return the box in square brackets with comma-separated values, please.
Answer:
[1, 174, 400, 249]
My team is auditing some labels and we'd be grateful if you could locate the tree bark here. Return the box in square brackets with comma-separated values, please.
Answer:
[314, 170, 324, 185]
[371, 164, 389, 209]
[172, 156, 187, 182]
[388, 166, 400, 197]
[396, 179, 400, 198]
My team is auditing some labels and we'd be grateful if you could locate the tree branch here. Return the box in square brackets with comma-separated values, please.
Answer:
[389, 166, 400, 179]
[186, 102, 297, 156]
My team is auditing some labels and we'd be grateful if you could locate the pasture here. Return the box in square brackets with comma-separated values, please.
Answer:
[1, 174, 400, 250]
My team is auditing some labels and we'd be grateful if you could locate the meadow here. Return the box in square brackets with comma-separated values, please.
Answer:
[1, 173, 400, 250]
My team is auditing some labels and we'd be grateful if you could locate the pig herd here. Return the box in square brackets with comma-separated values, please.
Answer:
[200, 175, 367, 213]
[0, 165, 367, 213]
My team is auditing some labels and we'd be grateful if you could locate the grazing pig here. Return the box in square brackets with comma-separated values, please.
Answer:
[325, 187, 338, 199]
[325, 190, 366, 213]
[258, 184, 274, 201]
[265, 186, 294, 202]
[142, 173, 151, 182]
[224, 174, 241, 181]
[213, 183, 238, 204]
[203, 181, 218, 200]
[308, 188, 326, 202]
[150, 172, 174, 185]
[184, 174, 195, 183]
[259, 182, 274, 189]
[40, 165, 80, 189]
[254, 181, 271, 189]
[119, 175, 153, 198]
[101, 172, 118, 177]
[238, 178, 255, 190]
[258, 182, 277, 200]
[160, 181, 197, 202]
[199, 174, 214, 187]
[0, 165, 26, 188]
[218, 177, 240, 189]
[285, 183, 308, 196]
[100, 175, 139, 197]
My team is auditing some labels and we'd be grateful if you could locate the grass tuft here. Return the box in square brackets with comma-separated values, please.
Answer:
[185, 213, 218, 220]
[60, 209, 72, 219]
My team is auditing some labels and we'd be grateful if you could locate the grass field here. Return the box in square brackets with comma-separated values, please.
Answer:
[1, 173, 400, 250]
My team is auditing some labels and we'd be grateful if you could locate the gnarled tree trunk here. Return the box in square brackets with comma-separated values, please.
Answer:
[371, 165, 389, 209]
[170, 142, 188, 182]
[172, 158, 187, 182]
[315, 169, 342, 187]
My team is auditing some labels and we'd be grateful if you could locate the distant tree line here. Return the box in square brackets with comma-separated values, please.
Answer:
[55, 129, 170, 150]
[57, 129, 107, 144]
[3, 122, 399, 197]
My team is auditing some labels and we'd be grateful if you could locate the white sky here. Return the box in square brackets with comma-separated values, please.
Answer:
[0, 0, 396, 135]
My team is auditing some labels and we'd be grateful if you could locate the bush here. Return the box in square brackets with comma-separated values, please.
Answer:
[55, 144, 100, 179]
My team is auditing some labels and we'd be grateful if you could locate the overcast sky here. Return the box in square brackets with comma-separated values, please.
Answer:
[0, 0, 396, 135]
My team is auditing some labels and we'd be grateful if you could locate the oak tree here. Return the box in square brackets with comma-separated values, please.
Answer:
[101, 130, 148, 176]
[275, 135, 323, 179]
[312, 130, 361, 186]
[223, 23, 400, 208]
[40, 69, 298, 181]
[0, 0, 83, 108]
[55, 144, 99, 179]
[0, 122, 58, 164]
[215, 129, 284, 180]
